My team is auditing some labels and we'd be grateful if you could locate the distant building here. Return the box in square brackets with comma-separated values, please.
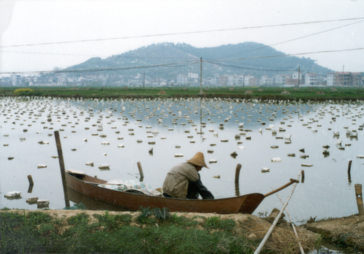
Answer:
[244, 75, 257, 86]
[187, 72, 198, 79]
[292, 71, 303, 81]
[259, 75, 274, 86]
[218, 75, 228, 86]
[304, 73, 320, 86]
[274, 74, 290, 86]
[327, 72, 362, 87]
[176, 74, 188, 85]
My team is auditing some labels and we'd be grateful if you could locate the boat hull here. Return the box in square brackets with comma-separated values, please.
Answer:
[65, 171, 265, 214]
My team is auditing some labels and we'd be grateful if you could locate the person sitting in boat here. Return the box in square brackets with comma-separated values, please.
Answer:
[162, 152, 214, 199]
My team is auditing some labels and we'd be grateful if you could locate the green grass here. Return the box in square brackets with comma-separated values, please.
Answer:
[0, 210, 256, 254]
[203, 216, 236, 232]
[1, 86, 364, 100]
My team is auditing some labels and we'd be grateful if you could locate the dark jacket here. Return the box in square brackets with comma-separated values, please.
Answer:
[186, 174, 214, 199]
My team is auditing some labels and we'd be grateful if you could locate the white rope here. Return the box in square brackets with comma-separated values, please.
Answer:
[253, 179, 299, 254]
[276, 193, 305, 254]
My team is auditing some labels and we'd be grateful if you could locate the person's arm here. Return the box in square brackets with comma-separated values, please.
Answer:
[188, 177, 214, 200]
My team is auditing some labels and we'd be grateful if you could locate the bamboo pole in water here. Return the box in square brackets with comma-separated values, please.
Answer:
[235, 163, 242, 196]
[137, 161, 144, 182]
[54, 131, 70, 208]
[347, 160, 352, 184]
[27, 175, 34, 193]
[355, 184, 363, 215]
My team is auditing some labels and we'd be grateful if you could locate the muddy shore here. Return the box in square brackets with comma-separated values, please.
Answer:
[305, 214, 364, 252]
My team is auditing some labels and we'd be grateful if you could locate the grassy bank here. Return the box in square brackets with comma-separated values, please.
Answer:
[0, 209, 322, 254]
[1, 86, 364, 101]
[0, 209, 254, 254]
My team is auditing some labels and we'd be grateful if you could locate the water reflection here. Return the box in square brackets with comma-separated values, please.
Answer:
[67, 187, 127, 211]
[1, 97, 364, 224]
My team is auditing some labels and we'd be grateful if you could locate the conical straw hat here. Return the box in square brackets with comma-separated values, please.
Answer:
[187, 152, 208, 168]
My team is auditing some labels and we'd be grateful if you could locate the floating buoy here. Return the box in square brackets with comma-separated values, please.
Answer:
[301, 164, 313, 167]
[261, 167, 270, 173]
[271, 157, 281, 162]
[209, 159, 217, 163]
[148, 148, 153, 155]
[213, 175, 221, 179]
[37, 200, 49, 209]
[26, 197, 38, 204]
[98, 164, 110, 170]
[37, 164, 47, 169]
[4, 191, 21, 199]
[85, 162, 94, 167]
[174, 153, 184, 158]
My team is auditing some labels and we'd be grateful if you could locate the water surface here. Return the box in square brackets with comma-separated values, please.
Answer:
[1, 97, 363, 223]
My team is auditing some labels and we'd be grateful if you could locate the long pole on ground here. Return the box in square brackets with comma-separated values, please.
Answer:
[275, 193, 305, 254]
[54, 131, 70, 208]
[254, 179, 299, 254]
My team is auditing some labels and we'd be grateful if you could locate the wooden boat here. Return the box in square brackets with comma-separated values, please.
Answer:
[65, 170, 298, 214]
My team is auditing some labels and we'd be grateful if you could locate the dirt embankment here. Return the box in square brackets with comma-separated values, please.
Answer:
[305, 214, 364, 252]
[4, 209, 320, 253]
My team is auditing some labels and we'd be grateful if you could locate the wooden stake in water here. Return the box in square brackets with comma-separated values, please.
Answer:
[54, 131, 70, 208]
[27, 174, 34, 186]
[137, 161, 144, 182]
[348, 160, 352, 184]
[27, 175, 34, 193]
[355, 184, 363, 215]
[235, 163, 242, 196]
[300, 170, 305, 183]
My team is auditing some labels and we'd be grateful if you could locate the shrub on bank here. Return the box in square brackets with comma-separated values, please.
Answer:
[13, 88, 34, 95]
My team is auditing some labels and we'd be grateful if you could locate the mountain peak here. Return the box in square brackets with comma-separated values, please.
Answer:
[64, 42, 331, 86]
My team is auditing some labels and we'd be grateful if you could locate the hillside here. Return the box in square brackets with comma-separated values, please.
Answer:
[41, 42, 332, 86]
[69, 42, 330, 75]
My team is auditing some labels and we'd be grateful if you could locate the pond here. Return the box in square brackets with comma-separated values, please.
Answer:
[1, 97, 363, 224]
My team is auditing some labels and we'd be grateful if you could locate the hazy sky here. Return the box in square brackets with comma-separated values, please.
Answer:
[1, 0, 364, 73]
